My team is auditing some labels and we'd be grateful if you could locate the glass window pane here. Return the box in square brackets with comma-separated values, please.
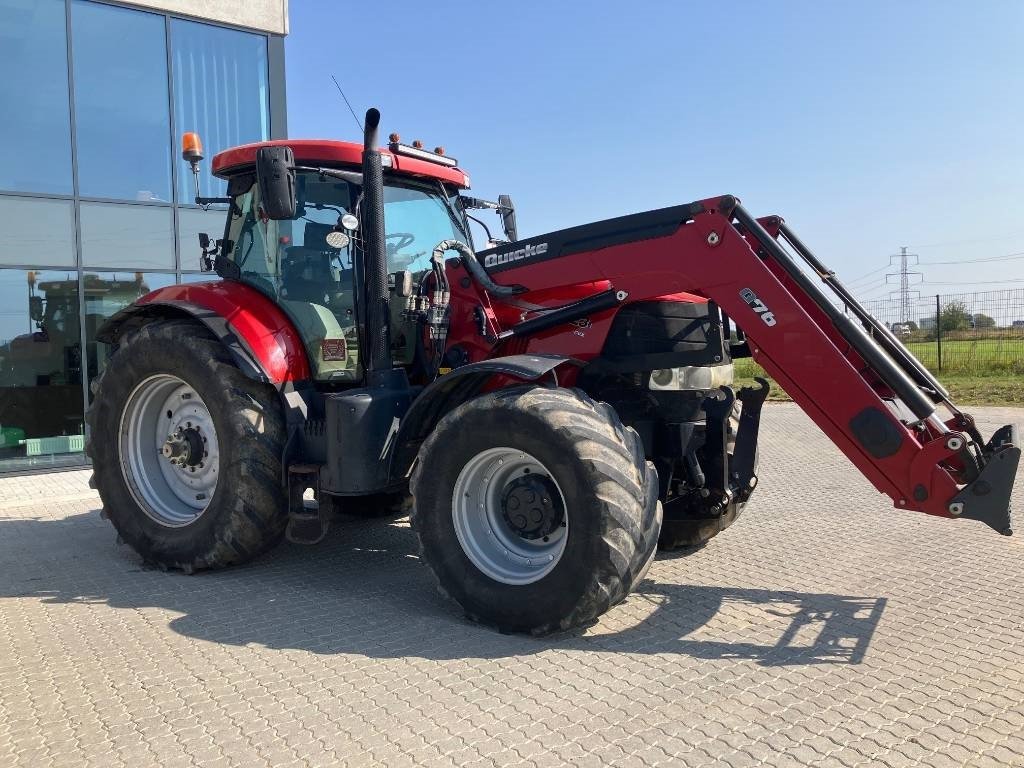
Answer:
[172, 19, 268, 202]
[0, 0, 72, 195]
[0, 268, 84, 471]
[0, 197, 76, 267]
[80, 203, 174, 269]
[85, 270, 175, 396]
[177, 207, 226, 272]
[72, 1, 171, 201]
[179, 273, 219, 284]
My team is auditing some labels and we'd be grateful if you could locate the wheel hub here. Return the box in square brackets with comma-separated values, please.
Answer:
[500, 474, 564, 540]
[161, 425, 205, 468]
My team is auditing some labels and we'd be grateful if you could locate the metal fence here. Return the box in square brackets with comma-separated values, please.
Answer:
[861, 289, 1024, 374]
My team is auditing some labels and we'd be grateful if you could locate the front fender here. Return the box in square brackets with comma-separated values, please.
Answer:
[97, 281, 312, 384]
[389, 354, 580, 481]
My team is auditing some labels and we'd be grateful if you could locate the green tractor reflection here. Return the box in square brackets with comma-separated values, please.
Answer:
[0, 271, 151, 459]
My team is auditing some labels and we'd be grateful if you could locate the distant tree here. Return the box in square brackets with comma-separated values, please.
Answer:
[973, 313, 996, 329]
[904, 320, 918, 332]
[940, 301, 972, 332]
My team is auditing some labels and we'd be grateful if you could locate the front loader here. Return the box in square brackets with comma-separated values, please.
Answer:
[88, 109, 1019, 634]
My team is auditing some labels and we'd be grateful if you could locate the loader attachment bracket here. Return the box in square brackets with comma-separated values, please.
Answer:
[701, 387, 736, 509]
[952, 426, 1020, 536]
[733, 377, 770, 502]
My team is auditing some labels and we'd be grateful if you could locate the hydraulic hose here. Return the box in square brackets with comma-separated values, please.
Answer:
[432, 239, 526, 297]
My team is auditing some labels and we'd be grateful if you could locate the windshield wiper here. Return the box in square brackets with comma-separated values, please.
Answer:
[293, 165, 363, 184]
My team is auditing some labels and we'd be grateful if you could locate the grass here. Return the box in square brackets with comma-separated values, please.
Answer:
[733, 358, 1023, 407]
[903, 338, 1024, 375]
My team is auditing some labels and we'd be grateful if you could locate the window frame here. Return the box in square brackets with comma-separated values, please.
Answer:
[0, 0, 283, 475]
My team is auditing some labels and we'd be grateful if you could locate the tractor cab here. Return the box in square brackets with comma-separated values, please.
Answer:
[195, 137, 477, 383]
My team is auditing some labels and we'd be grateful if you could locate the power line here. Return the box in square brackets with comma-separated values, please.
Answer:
[912, 230, 1024, 249]
[921, 278, 1024, 285]
[919, 251, 1024, 265]
[844, 264, 890, 284]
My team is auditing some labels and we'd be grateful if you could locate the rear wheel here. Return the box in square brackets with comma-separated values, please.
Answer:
[410, 386, 661, 635]
[87, 319, 287, 571]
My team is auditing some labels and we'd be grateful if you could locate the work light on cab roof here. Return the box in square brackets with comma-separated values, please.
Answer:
[387, 132, 458, 167]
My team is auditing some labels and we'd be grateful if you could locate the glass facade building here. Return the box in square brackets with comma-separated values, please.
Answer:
[0, 0, 286, 473]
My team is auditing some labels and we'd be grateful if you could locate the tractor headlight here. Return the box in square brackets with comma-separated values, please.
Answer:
[648, 363, 734, 391]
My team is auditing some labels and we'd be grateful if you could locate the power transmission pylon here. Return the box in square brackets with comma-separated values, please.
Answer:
[885, 246, 922, 325]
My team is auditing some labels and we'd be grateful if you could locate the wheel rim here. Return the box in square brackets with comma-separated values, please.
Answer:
[452, 447, 568, 585]
[119, 374, 220, 527]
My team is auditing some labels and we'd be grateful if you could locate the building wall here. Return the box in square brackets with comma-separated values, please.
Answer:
[124, 0, 288, 35]
[0, 0, 286, 474]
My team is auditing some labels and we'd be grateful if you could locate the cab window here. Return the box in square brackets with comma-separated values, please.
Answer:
[226, 172, 361, 383]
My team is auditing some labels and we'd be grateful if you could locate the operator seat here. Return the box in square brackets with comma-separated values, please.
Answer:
[281, 222, 349, 303]
[279, 221, 360, 381]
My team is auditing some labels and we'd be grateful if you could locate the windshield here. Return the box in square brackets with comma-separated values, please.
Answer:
[224, 171, 470, 382]
[383, 181, 468, 274]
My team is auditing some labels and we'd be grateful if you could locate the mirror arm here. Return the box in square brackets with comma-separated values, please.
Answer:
[460, 196, 500, 211]
[194, 195, 230, 208]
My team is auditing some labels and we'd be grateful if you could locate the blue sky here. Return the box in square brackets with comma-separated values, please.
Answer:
[285, 0, 1024, 301]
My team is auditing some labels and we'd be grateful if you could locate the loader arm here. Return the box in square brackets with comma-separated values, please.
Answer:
[481, 195, 1019, 533]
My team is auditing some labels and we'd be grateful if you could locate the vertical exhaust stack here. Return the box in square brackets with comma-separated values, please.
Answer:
[319, 108, 414, 498]
[360, 108, 392, 379]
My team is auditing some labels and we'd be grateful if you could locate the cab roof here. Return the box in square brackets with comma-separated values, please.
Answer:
[211, 139, 471, 189]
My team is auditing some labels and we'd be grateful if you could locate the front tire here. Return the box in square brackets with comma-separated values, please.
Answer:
[87, 319, 287, 571]
[658, 404, 756, 550]
[410, 386, 661, 635]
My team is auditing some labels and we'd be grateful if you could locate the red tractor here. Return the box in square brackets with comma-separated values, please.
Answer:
[89, 109, 1019, 634]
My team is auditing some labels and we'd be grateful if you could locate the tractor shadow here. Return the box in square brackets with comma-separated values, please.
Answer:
[1, 509, 885, 667]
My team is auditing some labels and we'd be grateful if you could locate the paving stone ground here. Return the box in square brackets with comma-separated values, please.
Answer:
[1, 403, 1022, 767]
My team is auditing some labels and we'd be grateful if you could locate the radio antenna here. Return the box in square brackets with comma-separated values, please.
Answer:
[331, 75, 363, 132]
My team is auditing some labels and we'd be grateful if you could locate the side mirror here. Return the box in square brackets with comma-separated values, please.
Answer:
[498, 194, 518, 242]
[29, 296, 43, 323]
[255, 146, 297, 220]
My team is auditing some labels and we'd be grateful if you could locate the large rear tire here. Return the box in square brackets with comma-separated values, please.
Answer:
[410, 386, 661, 635]
[86, 319, 287, 571]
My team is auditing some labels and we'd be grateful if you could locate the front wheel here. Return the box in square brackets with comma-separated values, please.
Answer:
[658, 404, 756, 550]
[410, 386, 661, 635]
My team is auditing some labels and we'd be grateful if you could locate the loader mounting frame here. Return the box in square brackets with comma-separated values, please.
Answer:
[486, 195, 1019, 534]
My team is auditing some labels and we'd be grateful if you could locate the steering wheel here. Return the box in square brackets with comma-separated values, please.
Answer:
[386, 232, 416, 252]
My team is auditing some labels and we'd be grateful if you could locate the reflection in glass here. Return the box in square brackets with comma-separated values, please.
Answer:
[178, 207, 227, 272]
[179, 273, 219, 284]
[0, 197, 76, 267]
[79, 203, 174, 270]
[84, 271, 175, 395]
[0, 0, 73, 195]
[0, 269, 83, 470]
[172, 19, 269, 202]
[72, 1, 171, 201]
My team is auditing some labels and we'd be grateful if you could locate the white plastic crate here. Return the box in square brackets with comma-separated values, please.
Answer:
[20, 435, 85, 456]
